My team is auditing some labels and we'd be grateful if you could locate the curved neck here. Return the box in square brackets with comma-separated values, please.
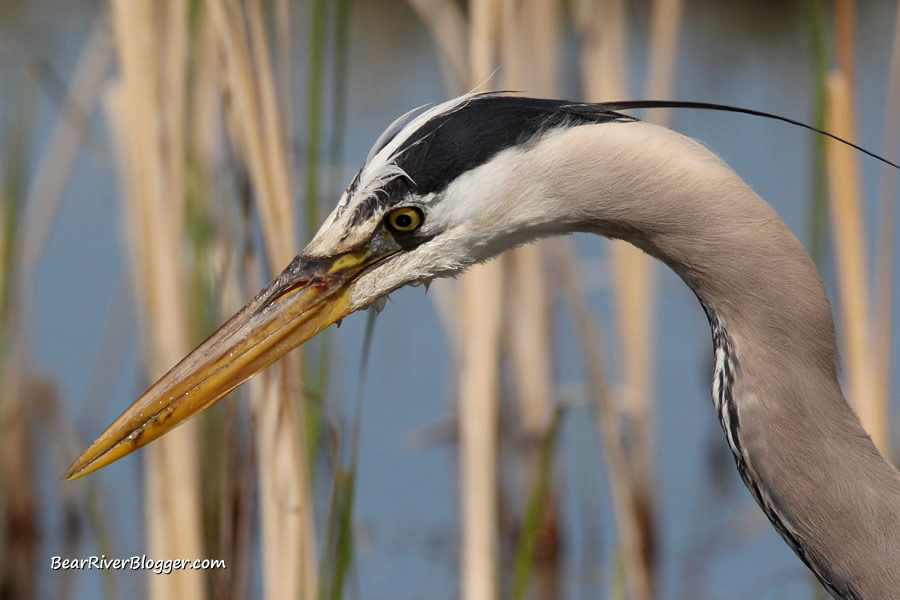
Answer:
[532, 121, 900, 597]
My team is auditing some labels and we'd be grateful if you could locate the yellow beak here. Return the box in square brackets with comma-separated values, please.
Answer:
[63, 250, 381, 480]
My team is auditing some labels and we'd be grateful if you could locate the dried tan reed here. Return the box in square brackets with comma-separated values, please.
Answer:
[501, 0, 557, 447]
[573, 0, 629, 100]
[501, 2, 562, 595]
[403, 0, 468, 358]
[413, 2, 566, 595]
[210, 0, 295, 264]
[456, 3, 504, 599]
[553, 241, 651, 600]
[625, 0, 683, 582]
[825, 72, 883, 449]
[574, 0, 657, 597]
[645, 0, 683, 126]
[458, 262, 503, 600]
[275, 0, 294, 173]
[209, 0, 318, 598]
[105, 2, 204, 598]
[835, 0, 856, 91]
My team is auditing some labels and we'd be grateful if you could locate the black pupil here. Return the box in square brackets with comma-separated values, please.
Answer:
[395, 213, 413, 228]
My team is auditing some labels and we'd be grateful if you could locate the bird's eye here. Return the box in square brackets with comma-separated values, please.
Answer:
[386, 207, 423, 233]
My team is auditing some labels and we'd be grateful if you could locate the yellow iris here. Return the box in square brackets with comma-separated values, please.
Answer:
[386, 207, 422, 232]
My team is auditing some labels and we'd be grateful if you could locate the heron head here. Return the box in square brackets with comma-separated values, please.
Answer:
[64, 93, 628, 479]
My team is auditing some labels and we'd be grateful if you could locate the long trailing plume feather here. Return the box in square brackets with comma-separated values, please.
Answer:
[592, 98, 900, 171]
[356, 94, 899, 203]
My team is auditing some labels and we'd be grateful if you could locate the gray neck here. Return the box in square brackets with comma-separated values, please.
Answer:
[536, 121, 900, 598]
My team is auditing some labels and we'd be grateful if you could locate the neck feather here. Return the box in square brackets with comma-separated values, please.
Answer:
[532, 121, 900, 597]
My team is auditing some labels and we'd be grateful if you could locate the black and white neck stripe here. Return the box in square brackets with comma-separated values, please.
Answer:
[701, 303, 856, 600]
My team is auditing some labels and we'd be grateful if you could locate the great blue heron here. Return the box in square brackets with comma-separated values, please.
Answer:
[65, 93, 900, 598]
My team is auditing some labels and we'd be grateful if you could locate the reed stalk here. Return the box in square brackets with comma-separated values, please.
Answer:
[457, 4, 503, 599]
[411, 4, 568, 596]
[500, 2, 563, 597]
[276, 0, 293, 180]
[105, 2, 204, 599]
[209, 0, 318, 597]
[217, 229, 256, 600]
[623, 0, 683, 583]
[183, 16, 233, 594]
[825, 72, 883, 448]
[404, 0, 467, 353]
[305, 0, 327, 239]
[459, 259, 503, 600]
[501, 0, 557, 460]
[553, 241, 650, 600]
[835, 0, 856, 91]
[573, 0, 657, 597]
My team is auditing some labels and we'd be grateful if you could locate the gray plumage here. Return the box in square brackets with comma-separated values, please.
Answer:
[318, 93, 900, 598]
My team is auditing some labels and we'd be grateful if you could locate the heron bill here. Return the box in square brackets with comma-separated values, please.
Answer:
[62, 249, 385, 480]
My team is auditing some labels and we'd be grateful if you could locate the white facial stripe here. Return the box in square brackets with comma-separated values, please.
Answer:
[309, 94, 484, 256]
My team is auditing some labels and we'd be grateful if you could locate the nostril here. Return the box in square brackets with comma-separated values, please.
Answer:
[260, 279, 309, 313]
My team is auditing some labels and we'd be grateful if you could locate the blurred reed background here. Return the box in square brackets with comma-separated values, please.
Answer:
[0, 0, 898, 599]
